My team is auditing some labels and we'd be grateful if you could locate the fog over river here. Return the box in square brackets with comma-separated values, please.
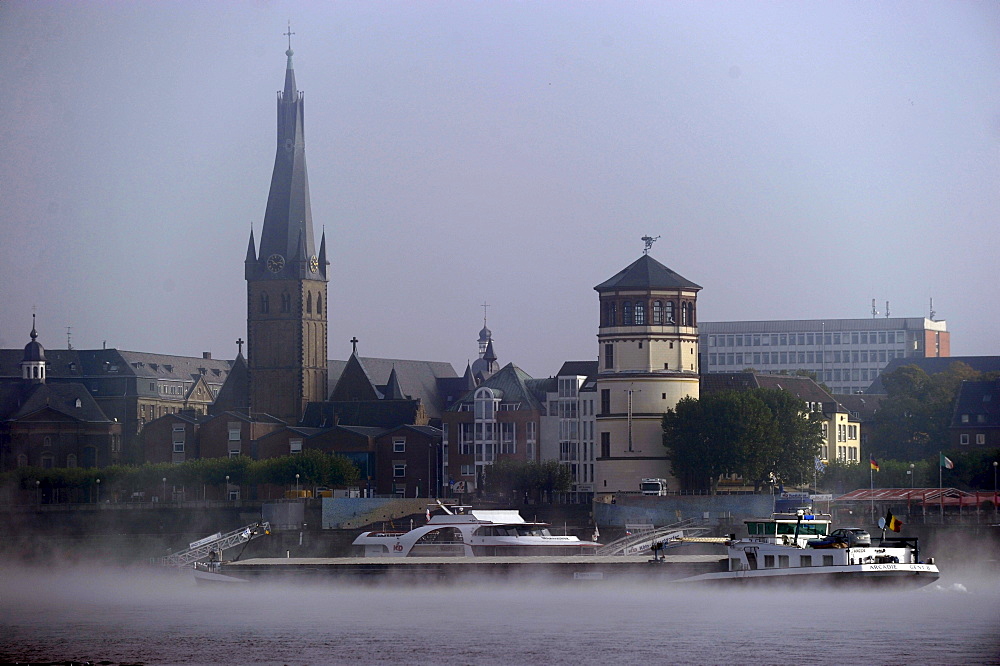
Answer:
[2, 564, 998, 665]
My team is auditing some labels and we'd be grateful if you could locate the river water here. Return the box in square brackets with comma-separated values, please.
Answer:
[2, 563, 998, 665]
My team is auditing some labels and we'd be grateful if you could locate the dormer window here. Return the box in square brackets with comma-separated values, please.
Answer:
[75, 398, 82, 408]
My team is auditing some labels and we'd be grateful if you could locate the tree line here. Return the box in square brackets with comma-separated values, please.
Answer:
[4, 449, 359, 502]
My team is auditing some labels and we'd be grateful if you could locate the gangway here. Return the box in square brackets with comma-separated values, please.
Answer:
[595, 518, 713, 556]
[161, 521, 270, 568]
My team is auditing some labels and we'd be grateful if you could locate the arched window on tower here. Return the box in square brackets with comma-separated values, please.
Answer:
[623, 302, 633, 326]
[635, 301, 646, 325]
[281, 292, 291, 313]
[652, 301, 662, 324]
[260, 293, 269, 314]
[688, 302, 696, 326]
[306, 292, 313, 314]
[665, 301, 675, 323]
[681, 302, 689, 326]
[317, 294, 323, 315]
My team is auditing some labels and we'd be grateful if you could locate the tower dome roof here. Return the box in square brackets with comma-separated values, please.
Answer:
[23, 317, 45, 362]
[478, 325, 492, 343]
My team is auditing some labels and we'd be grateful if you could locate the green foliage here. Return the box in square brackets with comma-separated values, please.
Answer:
[1, 451, 360, 500]
[663, 389, 822, 493]
[819, 449, 1000, 494]
[871, 362, 983, 459]
[482, 458, 572, 503]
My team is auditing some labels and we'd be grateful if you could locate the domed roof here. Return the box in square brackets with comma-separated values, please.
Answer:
[23, 318, 45, 362]
[478, 325, 492, 343]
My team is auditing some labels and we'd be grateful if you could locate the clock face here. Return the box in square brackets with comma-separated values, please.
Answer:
[266, 254, 285, 273]
[309, 255, 319, 273]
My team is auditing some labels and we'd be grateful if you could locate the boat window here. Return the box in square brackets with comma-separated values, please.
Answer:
[747, 522, 777, 536]
[776, 522, 827, 536]
[763, 555, 775, 568]
[416, 527, 463, 544]
[823, 555, 834, 566]
[778, 555, 790, 568]
[800, 555, 812, 567]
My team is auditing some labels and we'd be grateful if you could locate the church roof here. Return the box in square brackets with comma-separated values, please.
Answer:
[328, 356, 458, 418]
[594, 254, 701, 292]
[447, 363, 543, 412]
[0, 381, 113, 423]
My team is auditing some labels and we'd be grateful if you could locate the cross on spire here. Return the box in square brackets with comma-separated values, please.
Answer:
[236, 338, 244, 355]
[350, 336, 359, 355]
[284, 21, 295, 51]
[481, 300, 490, 326]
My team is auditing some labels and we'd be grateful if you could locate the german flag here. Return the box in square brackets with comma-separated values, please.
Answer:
[869, 456, 879, 472]
[886, 510, 903, 532]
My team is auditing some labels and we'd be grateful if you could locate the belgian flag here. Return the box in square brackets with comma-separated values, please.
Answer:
[885, 510, 903, 533]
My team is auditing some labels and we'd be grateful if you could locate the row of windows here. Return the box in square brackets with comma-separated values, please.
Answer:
[710, 349, 904, 367]
[959, 433, 988, 445]
[258, 291, 323, 315]
[960, 414, 988, 424]
[602, 300, 695, 327]
[710, 331, 907, 348]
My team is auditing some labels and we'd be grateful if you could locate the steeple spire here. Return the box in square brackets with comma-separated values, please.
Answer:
[250, 36, 319, 282]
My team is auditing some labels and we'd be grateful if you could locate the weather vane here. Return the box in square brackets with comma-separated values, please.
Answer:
[641, 235, 660, 254]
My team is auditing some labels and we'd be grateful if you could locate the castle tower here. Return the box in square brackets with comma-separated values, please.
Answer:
[245, 40, 328, 424]
[592, 251, 702, 496]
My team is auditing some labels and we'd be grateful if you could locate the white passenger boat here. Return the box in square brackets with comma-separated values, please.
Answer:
[352, 504, 600, 557]
[677, 510, 939, 587]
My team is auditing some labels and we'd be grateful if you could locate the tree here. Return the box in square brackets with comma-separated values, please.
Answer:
[871, 362, 982, 459]
[481, 459, 572, 503]
[756, 388, 823, 487]
[663, 392, 775, 493]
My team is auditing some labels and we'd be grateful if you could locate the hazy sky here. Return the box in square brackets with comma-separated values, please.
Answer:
[2, 1, 998, 378]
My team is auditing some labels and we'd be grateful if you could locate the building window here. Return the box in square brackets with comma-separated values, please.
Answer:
[394, 463, 406, 478]
[601, 389, 611, 415]
[461, 464, 474, 476]
[316, 294, 323, 315]
[306, 292, 313, 314]
[66, 454, 77, 468]
[960, 434, 969, 445]
[604, 344, 614, 370]
[260, 293, 269, 313]
[281, 292, 291, 313]
[652, 301, 662, 324]
[665, 301, 674, 323]
[601, 432, 610, 458]
[634, 301, 646, 325]
[393, 438, 406, 453]
[290, 439, 302, 453]
[976, 434, 985, 445]
[623, 302, 633, 325]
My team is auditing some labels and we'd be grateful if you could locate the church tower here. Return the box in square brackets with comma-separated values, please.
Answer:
[246, 39, 328, 424]
[592, 244, 702, 497]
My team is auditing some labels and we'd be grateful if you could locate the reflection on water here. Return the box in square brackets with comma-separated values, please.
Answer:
[2, 564, 999, 665]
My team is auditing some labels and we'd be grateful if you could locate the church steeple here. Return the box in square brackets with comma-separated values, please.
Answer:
[22, 314, 47, 383]
[245, 37, 329, 425]
[247, 28, 324, 282]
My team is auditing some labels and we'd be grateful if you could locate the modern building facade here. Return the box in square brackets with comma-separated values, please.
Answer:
[700, 317, 949, 395]
[541, 361, 598, 503]
[245, 44, 329, 425]
[593, 253, 703, 497]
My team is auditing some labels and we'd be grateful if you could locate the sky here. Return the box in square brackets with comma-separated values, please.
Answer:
[1, 1, 998, 379]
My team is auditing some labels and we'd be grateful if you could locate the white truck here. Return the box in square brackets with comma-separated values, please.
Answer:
[640, 478, 669, 496]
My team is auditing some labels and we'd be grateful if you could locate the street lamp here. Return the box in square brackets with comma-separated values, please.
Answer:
[35, 479, 40, 507]
[96, 478, 101, 504]
[909, 463, 915, 489]
[162, 477, 167, 502]
[225, 475, 230, 502]
[295, 473, 300, 495]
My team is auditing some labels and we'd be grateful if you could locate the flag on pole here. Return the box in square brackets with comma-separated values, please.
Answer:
[426, 508, 431, 522]
[940, 453, 954, 470]
[870, 456, 880, 472]
[885, 510, 903, 532]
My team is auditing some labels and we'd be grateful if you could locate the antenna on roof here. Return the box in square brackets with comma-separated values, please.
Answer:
[885, 301, 890, 319]
[870, 299, 878, 319]
[929, 298, 936, 322]
[641, 235, 660, 254]
[66, 326, 73, 350]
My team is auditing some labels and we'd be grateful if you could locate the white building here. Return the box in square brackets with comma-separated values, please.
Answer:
[700, 317, 949, 395]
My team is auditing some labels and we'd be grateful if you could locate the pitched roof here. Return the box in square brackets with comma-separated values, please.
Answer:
[447, 363, 543, 412]
[701, 372, 840, 410]
[328, 356, 458, 418]
[594, 254, 702, 292]
[951, 378, 1000, 428]
[0, 381, 113, 423]
[557, 361, 599, 378]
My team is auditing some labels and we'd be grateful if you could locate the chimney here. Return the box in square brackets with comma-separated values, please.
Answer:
[202, 352, 212, 359]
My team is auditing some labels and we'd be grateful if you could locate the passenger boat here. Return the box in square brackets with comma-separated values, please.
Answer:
[676, 509, 939, 587]
[352, 504, 600, 557]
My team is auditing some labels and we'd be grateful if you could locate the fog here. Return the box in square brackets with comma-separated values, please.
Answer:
[2, 563, 998, 665]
